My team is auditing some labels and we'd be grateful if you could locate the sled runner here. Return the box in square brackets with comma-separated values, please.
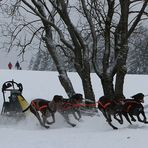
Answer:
[1, 80, 29, 117]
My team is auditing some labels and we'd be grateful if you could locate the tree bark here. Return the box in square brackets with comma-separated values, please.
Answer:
[75, 60, 95, 103]
[114, 0, 129, 99]
[52, 0, 95, 102]
[100, 75, 115, 99]
[115, 67, 127, 99]
[44, 34, 75, 97]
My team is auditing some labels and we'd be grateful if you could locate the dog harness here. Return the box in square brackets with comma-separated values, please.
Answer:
[124, 101, 140, 112]
[126, 104, 132, 112]
[31, 100, 48, 111]
[98, 100, 111, 109]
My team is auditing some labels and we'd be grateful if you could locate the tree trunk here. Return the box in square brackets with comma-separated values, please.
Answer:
[58, 71, 75, 97]
[80, 72, 95, 104]
[115, 67, 126, 99]
[100, 75, 115, 99]
[75, 60, 95, 104]
[114, 0, 129, 99]
[44, 32, 75, 97]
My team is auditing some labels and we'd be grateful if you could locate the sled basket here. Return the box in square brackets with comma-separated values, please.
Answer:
[1, 80, 29, 117]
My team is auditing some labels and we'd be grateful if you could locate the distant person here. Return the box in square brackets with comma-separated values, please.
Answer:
[15, 61, 21, 70]
[8, 62, 13, 70]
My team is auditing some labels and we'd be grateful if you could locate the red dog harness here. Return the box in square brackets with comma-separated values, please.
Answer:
[31, 100, 48, 111]
[98, 100, 111, 109]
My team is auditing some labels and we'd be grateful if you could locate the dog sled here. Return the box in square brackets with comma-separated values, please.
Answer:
[1, 80, 29, 118]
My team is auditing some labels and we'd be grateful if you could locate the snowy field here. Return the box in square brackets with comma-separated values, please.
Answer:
[1, 69, 148, 148]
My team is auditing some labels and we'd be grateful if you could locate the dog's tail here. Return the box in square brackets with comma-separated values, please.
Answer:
[22, 105, 30, 112]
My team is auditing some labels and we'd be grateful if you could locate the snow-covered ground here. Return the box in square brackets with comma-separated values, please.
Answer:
[0, 69, 148, 148]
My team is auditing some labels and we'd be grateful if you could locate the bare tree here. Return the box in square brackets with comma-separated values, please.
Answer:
[0, 0, 96, 102]
[0, 0, 148, 102]
[114, 0, 148, 98]
[90, 0, 148, 98]
[0, 0, 75, 97]
[48, 0, 95, 102]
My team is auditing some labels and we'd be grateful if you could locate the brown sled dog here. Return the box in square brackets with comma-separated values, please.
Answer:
[60, 93, 83, 127]
[23, 95, 63, 128]
[121, 93, 148, 124]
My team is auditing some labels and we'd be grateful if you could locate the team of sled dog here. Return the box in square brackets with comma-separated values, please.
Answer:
[23, 93, 148, 129]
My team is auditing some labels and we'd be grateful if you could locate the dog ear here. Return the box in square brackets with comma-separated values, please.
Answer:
[71, 93, 83, 99]
[53, 95, 63, 102]
[131, 93, 144, 99]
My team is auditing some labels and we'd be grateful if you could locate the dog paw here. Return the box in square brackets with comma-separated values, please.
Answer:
[113, 127, 118, 130]
[46, 121, 54, 125]
[44, 125, 50, 129]
[144, 121, 148, 124]
[119, 121, 123, 124]
[131, 119, 136, 122]
[71, 124, 76, 127]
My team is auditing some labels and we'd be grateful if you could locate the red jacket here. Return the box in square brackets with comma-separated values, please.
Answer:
[8, 62, 13, 69]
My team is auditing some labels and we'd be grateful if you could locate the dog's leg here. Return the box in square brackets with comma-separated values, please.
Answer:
[75, 109, 82, 121]
[30, 106, 50, 129]
[138, 109, 148, 124]
[140, 111, 148, 123]
[114, 113, 123, 124]
[45, 113, 55, 125]
[101, 110, 118, 130]
[107, 120, 118, 130]
[129, 113, 136, 122]
[73, 105, 81, 118]
[77, 110, 82, 119]
[137, 114, 143, 122]
[136, 111, 148, 123]
[101, 110, 111, 122]
[104, 111, 112, 122]
[61, 112, 76, 127]
[42, 115, 51, 126]
[42, 110, 55, 125]
[72, 110, 80, 121]
[122, 112, 132, 124]
[105, 113, 118, 130]
[50, 113, 55, 124]
[132, 108, 144, 122]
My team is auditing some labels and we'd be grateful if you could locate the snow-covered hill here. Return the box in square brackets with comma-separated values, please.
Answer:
[0, 69, 148, 148]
